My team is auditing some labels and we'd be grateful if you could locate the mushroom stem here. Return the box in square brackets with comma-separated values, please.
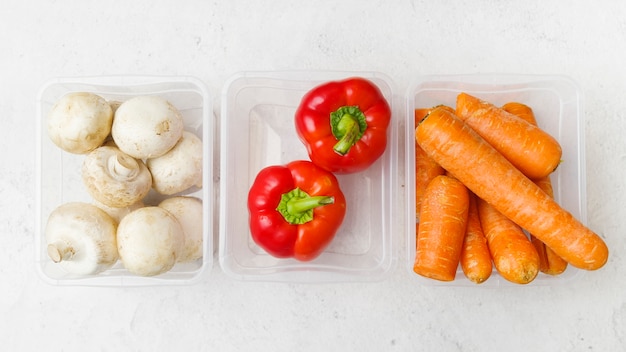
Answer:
[47, 241, 75, 263]
[108, 153, 139, 180]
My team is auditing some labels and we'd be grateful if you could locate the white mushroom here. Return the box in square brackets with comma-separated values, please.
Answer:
[47, 92, 113, 154]
[45, 202, 118, 275]
[116, 206, 184, 276]
[158, 196, 203, 262]
[93, 199, 144, 224]
[147, 131, 203, 195]
[82, 146, 152, 208]
[111, 95, 184, 159]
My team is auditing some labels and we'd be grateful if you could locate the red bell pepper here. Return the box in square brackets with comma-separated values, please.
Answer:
[295, 77, 391, 174]
[247, 160, 347, 261]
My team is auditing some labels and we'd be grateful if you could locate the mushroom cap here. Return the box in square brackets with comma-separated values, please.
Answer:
[44, 202, 118, 275]
[158, 196, 203, 262]
[111, 95, 184, 159]
[47, 92, 113, 154]
[147, 131, 203, 195]
[82, 146, 152, 208]
[116, 206, 184, 276]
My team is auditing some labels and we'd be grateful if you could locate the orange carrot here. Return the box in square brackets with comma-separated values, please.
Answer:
[415, 140, 444, 220]
[415, 106, 608, 271]
[501, 102, 538, 125]
[415, 108, 445, 220]
[502, 102, 568, 275]
[415, 106, 454, 125]
[455, 93, 562, 179]
[460, 193, 493, 284]
[529, 176, 569, 275]
[415, 108, 430, 126]
[413, 175, 469, 281]
[476, 197, 539, 284]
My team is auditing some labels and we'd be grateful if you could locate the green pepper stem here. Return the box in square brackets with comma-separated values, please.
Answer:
[333, 114, 361, 155]
[276, 188, 334, 225]
[287, 195, 334, 214]
[330, 105, 368, 156]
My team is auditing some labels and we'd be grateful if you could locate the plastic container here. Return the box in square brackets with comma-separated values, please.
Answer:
[219, 71, 398, 283]
[35, 75, 214, 286]
[405, 74, 586, 287]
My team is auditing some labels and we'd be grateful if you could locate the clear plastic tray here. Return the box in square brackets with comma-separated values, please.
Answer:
[405, 74, 586, 287]
[219, 71, 398, 283]
[35, 75, 214, 286]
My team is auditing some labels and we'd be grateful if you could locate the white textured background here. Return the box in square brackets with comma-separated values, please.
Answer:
[2, 1, 625, 351]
